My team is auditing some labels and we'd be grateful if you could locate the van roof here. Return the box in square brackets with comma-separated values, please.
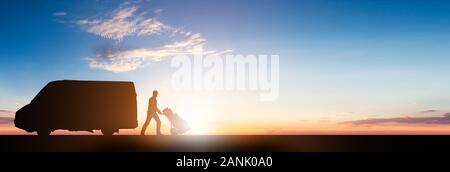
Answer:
[49, 80, 134, 84]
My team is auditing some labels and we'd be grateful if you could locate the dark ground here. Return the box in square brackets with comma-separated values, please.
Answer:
[2, 135, 450, 152]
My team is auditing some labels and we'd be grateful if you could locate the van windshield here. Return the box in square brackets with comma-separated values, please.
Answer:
[31, 83, 54, 104]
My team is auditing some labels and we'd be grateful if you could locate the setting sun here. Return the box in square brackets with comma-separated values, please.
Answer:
[175, 96, 214, 134]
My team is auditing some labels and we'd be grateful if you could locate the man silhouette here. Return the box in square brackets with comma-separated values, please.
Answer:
[141, 90, 163, 135]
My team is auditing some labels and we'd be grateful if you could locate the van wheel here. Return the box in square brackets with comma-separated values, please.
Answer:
[101, 129, 114, 136]
[37, 130, 51, 136]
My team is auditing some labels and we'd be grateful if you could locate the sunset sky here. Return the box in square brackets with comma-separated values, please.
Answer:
[2, 0, 450, 135]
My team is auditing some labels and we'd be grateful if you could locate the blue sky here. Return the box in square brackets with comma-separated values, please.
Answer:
[2, 0, 450, 134]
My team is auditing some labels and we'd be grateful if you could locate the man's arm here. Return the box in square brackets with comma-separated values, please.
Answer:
[157, 107, 162, 114]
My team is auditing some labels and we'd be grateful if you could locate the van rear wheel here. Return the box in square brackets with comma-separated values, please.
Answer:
[101, 129, 114, 136]
[37, 130, 51, 136]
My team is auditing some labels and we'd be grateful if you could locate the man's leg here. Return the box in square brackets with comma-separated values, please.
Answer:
[154, 115, 162, 135]
[141, 114, 151, 135]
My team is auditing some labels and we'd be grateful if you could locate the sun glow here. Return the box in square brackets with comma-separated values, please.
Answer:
[175, 96, 213, 134]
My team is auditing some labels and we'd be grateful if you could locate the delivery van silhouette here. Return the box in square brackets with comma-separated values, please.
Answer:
[14, 80, 138, 136]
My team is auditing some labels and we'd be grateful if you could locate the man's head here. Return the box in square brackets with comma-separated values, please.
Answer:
[152, 90, 158, 97]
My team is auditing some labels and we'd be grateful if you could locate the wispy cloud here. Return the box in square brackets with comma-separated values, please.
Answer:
[420, 110, 438, 113]
[0, 117, 14, 124]
[0, 110, 14, 116]
[342, 110, 450, 125]
[77, 6, 170, 41]
[76, 3, 232, 73]
[0, 110, 14, 124]
[86, 33, 232, 72]
[53, 11, 67, 16]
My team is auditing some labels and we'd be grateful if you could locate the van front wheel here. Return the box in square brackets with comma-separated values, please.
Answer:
[37, 130, 51, 136]
[101, 129, 114, 136]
